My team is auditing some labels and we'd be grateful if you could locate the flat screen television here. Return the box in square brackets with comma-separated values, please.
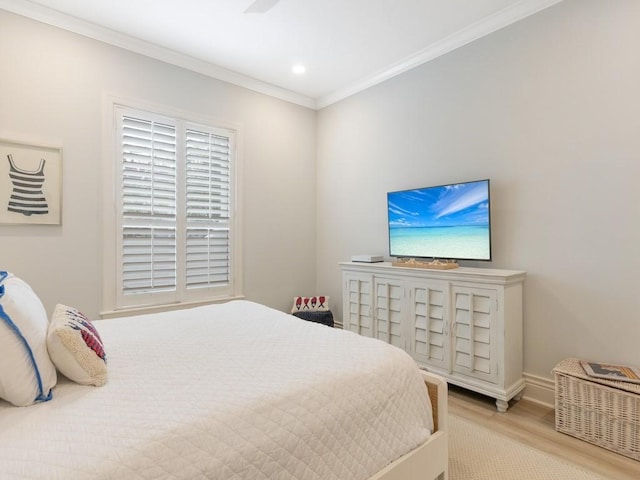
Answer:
[387, 179, 491, 261]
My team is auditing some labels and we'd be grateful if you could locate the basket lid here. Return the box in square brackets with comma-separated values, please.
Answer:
[553, 358, 640, 395]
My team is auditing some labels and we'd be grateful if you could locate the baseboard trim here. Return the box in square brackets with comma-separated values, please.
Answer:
[522, 372, 555, 408]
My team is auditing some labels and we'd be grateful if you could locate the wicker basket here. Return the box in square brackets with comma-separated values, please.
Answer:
[554, 358, 640, 460]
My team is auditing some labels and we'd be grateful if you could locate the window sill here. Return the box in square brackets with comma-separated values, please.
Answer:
[99, 295, 246, 320]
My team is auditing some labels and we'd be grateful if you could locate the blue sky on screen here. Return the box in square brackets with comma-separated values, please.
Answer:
[388, 180, 489, 228]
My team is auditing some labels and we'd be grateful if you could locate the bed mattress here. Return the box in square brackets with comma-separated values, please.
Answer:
[0, 300, 432, 479]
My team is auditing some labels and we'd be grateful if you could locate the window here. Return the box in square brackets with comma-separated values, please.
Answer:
[104, 103, 241, 313]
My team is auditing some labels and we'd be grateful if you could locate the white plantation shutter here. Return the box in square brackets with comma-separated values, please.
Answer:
[185, 128, 231, 288]
[121, 116, 177, 295]
[114, 107, 236, 309]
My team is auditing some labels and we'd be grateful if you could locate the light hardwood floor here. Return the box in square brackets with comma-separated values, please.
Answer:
[448, 386, 639, 480]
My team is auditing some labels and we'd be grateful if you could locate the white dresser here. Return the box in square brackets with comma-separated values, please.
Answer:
[340, 261, 526, 412]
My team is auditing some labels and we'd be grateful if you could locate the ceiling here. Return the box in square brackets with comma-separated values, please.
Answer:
[1, 0, 563, 108]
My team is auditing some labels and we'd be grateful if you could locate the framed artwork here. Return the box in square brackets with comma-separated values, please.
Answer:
[0, 139, 62, 225]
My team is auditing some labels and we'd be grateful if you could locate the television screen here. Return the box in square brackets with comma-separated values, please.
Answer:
[387, 179, 491, 261]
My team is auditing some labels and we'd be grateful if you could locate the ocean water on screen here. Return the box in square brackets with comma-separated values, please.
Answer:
[389, 225, 490, 260]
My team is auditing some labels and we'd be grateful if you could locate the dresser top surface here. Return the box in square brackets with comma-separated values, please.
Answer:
[339, 261, 526, 282]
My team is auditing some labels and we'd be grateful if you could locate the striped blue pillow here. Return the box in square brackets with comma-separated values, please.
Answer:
[0, 271, 57, 406]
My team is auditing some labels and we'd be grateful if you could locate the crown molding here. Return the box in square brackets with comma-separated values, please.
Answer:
[316, 0, 564, 109]
[2, 0, 563, 111]
[0, 0, 318, 109]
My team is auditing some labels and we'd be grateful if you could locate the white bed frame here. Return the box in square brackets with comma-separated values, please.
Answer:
[370, 371, 449, 480]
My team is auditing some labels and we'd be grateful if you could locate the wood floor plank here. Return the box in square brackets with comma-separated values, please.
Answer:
[448, 386, 640, 480]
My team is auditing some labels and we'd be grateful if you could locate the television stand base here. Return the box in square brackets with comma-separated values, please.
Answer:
[392, 258, 459, 270]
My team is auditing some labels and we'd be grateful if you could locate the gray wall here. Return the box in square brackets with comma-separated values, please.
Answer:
[3, 1, 639, 384]
[0, 10, 317, 318]
[317, 0, 640, 380]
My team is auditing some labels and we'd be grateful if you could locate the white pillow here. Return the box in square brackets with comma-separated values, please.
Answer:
[47, 304, 107, 386]
[291, 296, 330, 313]
[0, 271, 57, 407]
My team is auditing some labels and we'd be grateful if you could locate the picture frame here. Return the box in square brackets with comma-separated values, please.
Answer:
[0, 139, 62, 225]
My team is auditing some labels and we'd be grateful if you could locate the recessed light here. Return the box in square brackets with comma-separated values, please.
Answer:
[292, 64, 306, 75]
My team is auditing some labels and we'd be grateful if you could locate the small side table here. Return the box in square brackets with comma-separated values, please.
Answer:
[292, 310, 334, 327]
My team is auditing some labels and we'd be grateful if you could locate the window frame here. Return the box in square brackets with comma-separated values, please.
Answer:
[101, 95, 243, 317]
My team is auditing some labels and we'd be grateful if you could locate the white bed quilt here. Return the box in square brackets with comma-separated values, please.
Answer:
[0, 300, 432, 479]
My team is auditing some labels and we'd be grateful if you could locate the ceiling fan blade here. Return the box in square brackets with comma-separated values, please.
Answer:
[244, 0, 280, 14]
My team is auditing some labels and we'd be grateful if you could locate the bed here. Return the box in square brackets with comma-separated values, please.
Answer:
[0, 299, 448, 480]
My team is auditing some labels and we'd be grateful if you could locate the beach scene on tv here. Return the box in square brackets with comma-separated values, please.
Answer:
[387, 180, 491, 261]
